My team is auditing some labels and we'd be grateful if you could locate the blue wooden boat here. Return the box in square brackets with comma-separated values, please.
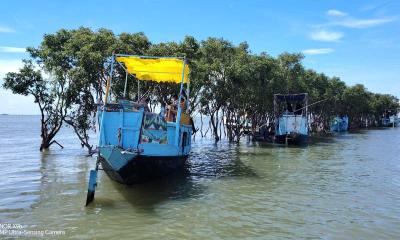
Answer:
[330, 115, 349, 132]
[382, 115, 398, 127]
[381, 110, 398, 127]
[273, 93, 309, 144]
[86, 54, 192, 205]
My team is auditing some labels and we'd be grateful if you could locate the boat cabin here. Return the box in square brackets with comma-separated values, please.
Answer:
[274, 93, 309, 144]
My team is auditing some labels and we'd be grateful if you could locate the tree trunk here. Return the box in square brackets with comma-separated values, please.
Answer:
[210, 111, 220, 142]
[64, 119, 93, 154]
[39, 109, 64, 151]
[40, 138, 51, 151]
[40, 138, 64, 151]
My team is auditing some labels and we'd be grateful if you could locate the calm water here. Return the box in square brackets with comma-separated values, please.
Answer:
[0, 115, 399, 239]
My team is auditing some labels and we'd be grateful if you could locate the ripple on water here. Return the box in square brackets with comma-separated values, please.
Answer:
[1, 116, 400, 239]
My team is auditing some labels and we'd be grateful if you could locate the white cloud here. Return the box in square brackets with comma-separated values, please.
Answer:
[310, 30, 343, 42]
[0, 46, 26, 53]
[327, 9, 347, 17]
[331, 17, 395, 28]
[0, 59, 23, 78]
[303, 48, 334, 55]
[0, 26, 15, 33]
[324, 9, 395, 28]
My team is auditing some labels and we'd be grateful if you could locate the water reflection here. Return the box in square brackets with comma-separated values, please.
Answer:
[108, 168, 205, 212]
[189, 146, 259, 179]
[93, 141, 260, 212]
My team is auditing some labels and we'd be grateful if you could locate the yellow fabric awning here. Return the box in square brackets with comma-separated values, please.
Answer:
[116, 56, 189, 84]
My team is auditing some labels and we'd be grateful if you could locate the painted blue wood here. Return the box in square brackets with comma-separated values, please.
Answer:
[98, 106, 192, 180]
[99, 110, 143, 148]
[88, 170, 97, 192]
[85, 169, 98, 205]
[99, 145, 136, 170]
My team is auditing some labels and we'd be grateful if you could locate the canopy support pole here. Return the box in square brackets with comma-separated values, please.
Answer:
[137, 80, 140, 101]
[175, 59, 186, 148]
[186, 78, 190, 113]
[102, 54, 114, 144]
[123, 71, 128, 98]
[104, 55, 115, 103]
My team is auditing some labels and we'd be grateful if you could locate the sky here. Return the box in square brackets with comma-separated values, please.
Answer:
[1, 0, 399, 114]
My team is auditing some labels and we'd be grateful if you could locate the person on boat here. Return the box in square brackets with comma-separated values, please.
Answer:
[172, 94, 178, 106]
[180, 91, 188, 111]
[166, 95, 178, 122]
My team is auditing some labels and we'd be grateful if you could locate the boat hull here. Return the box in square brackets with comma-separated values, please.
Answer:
[274, 133, 308, 145]
[100, 155, 188, 185]
[381, 120, 398, 127]
[274, 114, 309, 145]
[97, 109, 192, 185]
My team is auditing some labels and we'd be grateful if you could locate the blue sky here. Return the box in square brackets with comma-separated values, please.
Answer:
[1, 0, 399, 114]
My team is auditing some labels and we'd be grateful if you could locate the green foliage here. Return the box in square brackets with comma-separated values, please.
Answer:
[3, 60, 44, 97]
[2, 60, 66, 151]
[3, 27, 399, 148]
[369, 93, 399, 120]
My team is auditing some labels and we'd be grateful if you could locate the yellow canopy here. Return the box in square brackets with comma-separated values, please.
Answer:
[116, 56, 189, 84]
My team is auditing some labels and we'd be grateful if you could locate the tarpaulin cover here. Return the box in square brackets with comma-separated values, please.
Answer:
[116, 56, 189, 84]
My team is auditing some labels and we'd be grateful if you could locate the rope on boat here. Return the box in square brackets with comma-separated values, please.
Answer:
[295, 98, 330, 112]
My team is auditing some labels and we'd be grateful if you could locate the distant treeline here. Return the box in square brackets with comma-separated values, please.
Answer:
[2, 27, 399, 151]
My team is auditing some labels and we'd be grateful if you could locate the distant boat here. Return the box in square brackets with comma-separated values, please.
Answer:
[86, 54, 193, 205]
[381, 110, 398, 127]
[273, 93, 309, 144]
[330, 115, 349, 132]
[382, 115, 399, 127]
